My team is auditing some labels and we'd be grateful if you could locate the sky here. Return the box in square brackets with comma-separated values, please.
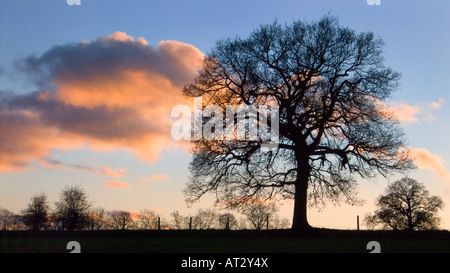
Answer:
[0, 0, 449, 230]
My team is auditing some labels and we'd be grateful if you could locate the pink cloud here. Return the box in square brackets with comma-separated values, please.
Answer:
[100, 31, 148, 46]
[105, 181, 131, 189]
[101, 167, 126, 179]
[410, 148, 450, 179]
[140, 174, 170, 183]
[386, 98, 445, 123]
[430, 98, 445, 109]
[389, 103, 423, 123]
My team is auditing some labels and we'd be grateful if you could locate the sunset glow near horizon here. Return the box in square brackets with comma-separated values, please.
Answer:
[1, 0, 449, 230]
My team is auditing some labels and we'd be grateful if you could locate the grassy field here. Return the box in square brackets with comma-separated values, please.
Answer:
[1, 229, 450, 253]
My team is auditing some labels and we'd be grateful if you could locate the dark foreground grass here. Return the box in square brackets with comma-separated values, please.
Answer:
[1, 229, 450, 253]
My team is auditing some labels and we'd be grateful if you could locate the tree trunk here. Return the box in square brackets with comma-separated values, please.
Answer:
[407, 209, 413, 231]
[291, 154, 312, 230]
[291, 176, 311, 230]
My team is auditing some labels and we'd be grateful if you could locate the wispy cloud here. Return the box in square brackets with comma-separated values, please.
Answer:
[0, 31, 204, 171]
[389, 103, 423, 123]
[140, 174, 170, 183]
[430, 98, 445, 109]
[100, 167, 126, 179]
[40, 157, 126, 178]
[410, 148, 450, 180]
[387, 98, 445, 123]
[105, 181, 131, 189]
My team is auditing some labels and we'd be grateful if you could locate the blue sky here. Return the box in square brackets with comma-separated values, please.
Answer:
[1, 0, 449, 229]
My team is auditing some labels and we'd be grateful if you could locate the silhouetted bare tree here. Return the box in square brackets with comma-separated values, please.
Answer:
[21, 193, 50, 231]
[240, 199, 277, 230]
[170, 210, 189, 230]
[54, 185, 91, 231]
[88, 207, 107, 230]
[218, 212, 238, 230]
[183, 15, 414, 230]
[268, 214, 291, 229]
[137, 209, 160, 230]
[0, 208, 17, 231]
[364, 177, 444, 231]
[237, 218, 248, 230]
[193, 209, 217, 230]
[108, 210, 134, 230]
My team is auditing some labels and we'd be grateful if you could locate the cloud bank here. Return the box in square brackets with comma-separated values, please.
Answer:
[0, 31, 204, 171]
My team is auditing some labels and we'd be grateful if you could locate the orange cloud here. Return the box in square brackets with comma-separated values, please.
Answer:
[430, 98, 445, 109]
[0, 108, 81, 171]
[140, 174, 170, 183]
[389, 103, 423, 123]
[101, 167, 127, 179]
[101, 31, 148, 46]
[105, 181, 131, 189]
[0, 32, 204, 171]
[385, 98, 445, 123]
[410, 148, 450, 179]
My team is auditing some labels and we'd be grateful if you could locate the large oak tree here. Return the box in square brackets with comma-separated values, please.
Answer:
[183, 15, 414, 230]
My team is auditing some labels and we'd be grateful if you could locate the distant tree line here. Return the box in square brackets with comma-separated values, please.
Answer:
[0, 185, 290, 231]
[2, 177, 443, 231]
